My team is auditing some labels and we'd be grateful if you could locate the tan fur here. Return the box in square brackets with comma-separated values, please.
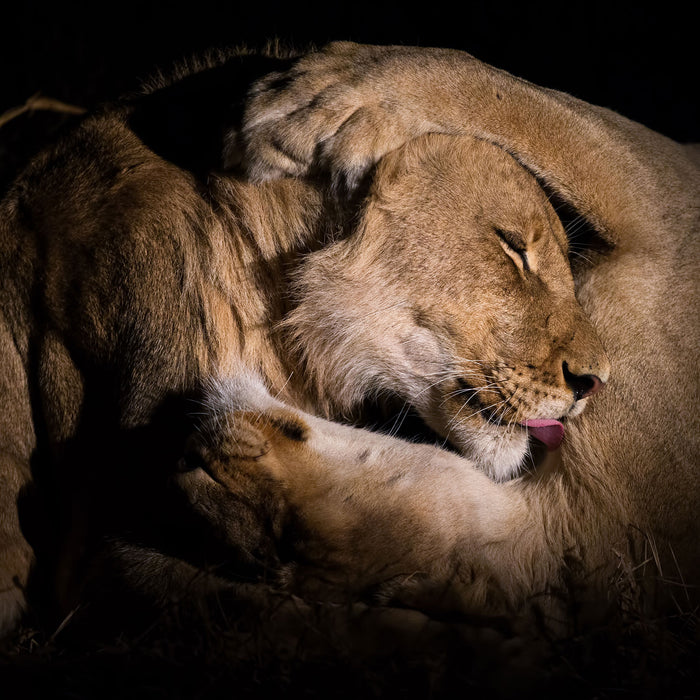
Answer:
[0, 109, 327, 633]
[204, 42, 698, 615]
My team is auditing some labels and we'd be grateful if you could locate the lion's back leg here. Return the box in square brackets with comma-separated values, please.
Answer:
[0, 315, 35, 637]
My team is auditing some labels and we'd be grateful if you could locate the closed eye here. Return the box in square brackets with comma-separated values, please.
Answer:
[494, 228, 530, 272]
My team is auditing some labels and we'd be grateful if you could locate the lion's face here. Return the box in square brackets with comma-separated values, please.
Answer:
[286, 135, 610, 480]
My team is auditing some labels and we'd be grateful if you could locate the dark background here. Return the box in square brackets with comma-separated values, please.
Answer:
[1, 1, 698, 142]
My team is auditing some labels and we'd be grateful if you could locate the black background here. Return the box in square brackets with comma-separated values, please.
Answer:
[1, 1, 698, 142]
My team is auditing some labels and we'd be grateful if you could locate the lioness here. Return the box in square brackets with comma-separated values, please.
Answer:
[188, 43, 700, 614]
[0, 52, 607, 636]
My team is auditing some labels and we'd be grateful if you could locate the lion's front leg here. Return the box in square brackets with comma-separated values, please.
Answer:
[242, 42, 689, 242]
[0, 457, 34, 637]
[176, 376, 565, 615]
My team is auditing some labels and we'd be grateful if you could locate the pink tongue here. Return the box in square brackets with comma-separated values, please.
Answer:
[521, 419, 565, 451]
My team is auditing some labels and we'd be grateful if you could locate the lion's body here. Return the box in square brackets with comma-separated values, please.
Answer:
[0, 54, 613, 635]
[0, 100, 329, 632]
[226, 43, 700, 614]
[1, 43, 698, 638]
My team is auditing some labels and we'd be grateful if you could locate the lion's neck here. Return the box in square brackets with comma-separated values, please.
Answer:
[211, 175, 329, 263]
[205, 175, 329, 408]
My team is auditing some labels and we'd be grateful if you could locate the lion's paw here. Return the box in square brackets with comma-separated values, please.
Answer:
[241, 42, 428, 193]
[180, 408, 312, 489]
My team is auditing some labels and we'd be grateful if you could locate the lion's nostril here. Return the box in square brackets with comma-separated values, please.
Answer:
[562, 361, 604, 401]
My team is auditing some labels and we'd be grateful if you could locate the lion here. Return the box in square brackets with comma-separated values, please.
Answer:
[0, 52, 608, 638]
[176, 42, 700, 617]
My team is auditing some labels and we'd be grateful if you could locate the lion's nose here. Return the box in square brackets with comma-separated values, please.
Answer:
[562, 361, 605, 401]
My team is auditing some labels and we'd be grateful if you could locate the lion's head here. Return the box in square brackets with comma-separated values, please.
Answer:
[284, 134, 610, 480]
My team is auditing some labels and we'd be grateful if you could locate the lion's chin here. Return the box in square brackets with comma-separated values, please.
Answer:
[451, 425, 532, 482]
